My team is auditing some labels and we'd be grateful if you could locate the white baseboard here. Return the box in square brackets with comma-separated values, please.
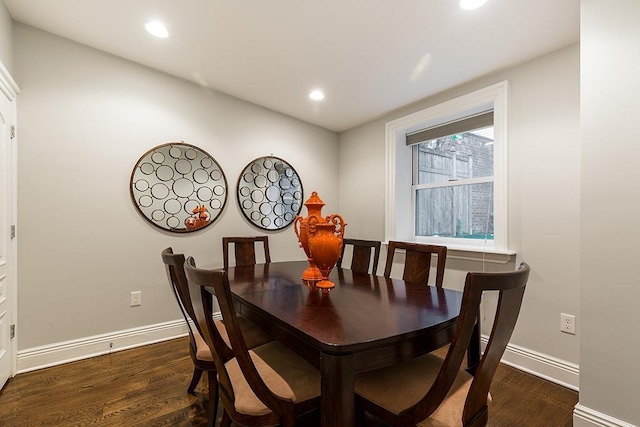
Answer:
[18, 324, 579, 388]
[574, 404, 637, 427]
[19, 326, 633, 427]
[16, 319, 189, 374]
[481, 335, 579, 391]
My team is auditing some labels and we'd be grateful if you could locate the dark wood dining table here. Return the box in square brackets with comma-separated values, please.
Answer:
[223, 260, 468, 427]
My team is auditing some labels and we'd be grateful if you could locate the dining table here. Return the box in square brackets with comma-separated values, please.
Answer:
[222, 260, 473, 427]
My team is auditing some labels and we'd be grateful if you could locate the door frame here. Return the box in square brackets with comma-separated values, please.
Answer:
[0, 60, 19, 380]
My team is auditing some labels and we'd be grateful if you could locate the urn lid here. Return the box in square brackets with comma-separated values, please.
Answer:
[304, 191, 325, 209]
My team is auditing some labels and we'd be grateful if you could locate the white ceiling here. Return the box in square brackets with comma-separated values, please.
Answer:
[4, 0, 579, 132]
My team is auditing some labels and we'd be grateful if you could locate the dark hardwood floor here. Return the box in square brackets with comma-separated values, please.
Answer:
[0, 337, 577, 426]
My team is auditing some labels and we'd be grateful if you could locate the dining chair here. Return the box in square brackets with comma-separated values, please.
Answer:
[223, 236, 271, 270]
[184, 256, 321, 427]
[355, 262, 530, 427]
[383, 241, 448, 287]
[337, 238, 382, 275]
[161, 248, 273, 426]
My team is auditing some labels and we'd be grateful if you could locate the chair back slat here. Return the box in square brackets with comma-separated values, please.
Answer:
[223, 236, 271, 270]
[338, 238, 382, 274]
[383, 241, 447, 287]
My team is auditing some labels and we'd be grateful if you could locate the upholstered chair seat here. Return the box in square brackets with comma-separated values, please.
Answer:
[355, 353, 491, 426]
[193, 317, 273, 362]
[225, 341, 321, 416]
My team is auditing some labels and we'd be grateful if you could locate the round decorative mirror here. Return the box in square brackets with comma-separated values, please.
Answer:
[130, 142, 227, 232]
[237, 156, 303, 230]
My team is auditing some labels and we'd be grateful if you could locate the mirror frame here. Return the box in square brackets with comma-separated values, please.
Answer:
[130, 142, 228, 233]
[236, 156, 303, 231]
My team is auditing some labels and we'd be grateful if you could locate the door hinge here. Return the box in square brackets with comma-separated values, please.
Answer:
[10, 125, 15, 139]
[10, 225, 15, 239]
[10, 325, 15, 339]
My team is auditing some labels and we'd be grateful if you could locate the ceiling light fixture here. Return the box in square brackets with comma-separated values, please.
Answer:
[309, 90, 325, 101]
[145, 21, 169, 38]
[459, 0, 487, 10]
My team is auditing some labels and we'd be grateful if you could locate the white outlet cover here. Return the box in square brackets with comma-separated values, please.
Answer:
[560, 313, 576, 335]
[130, 291, 142, 307]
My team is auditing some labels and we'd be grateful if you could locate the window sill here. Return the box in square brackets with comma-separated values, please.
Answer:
[383, 241, 515, 264]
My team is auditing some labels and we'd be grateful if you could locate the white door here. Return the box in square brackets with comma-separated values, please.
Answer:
[0, 83, 15, 389]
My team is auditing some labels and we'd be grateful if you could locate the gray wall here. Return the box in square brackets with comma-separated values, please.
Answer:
[0, 1, 12, 73]
[578, 1, 640, 425]
[339, 44, 581, 376]
[10, 3, 640, 424]
[14, 23, 339, 350]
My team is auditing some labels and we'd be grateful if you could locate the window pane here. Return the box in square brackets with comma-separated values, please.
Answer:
[416, 127, 493, 185]
[415, 183, 493, 240]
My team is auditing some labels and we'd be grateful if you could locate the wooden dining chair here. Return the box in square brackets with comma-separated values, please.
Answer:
[223, 236, 271, 270]
[337, 238, 382, 275]
[383, 241, 448, 287]
[355, 262, 530, 427]
[161, 248, 273, 426]
[184, 257, 321, 427]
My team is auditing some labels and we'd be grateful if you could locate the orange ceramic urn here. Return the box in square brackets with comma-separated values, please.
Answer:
[307, 213, 347, 289]
[293, 192, 326, 281]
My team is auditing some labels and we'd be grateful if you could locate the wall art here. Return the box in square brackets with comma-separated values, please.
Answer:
[130, 142, 227, 232]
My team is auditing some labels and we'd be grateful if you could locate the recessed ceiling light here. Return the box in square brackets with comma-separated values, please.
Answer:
[309, 90, 325, 101]
[145, 21, 169, 38]
[459, 0, 487, 10]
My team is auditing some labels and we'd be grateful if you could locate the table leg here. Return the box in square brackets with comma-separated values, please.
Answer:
[321, 352, 355, 427]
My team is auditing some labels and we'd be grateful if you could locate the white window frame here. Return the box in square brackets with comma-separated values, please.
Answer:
[385, 81, 511, 253]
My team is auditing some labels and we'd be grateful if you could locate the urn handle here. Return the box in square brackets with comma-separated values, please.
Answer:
[326, 214, 347, 238]
[293, 215, 303, 245]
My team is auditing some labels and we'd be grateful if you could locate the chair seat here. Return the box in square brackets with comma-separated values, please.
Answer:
[355, 353, 489, 427]
[225, 341, 321, 416]
[193, 316, 273, 362]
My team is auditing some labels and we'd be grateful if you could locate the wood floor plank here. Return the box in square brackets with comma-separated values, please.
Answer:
[0, 337, 578, 426]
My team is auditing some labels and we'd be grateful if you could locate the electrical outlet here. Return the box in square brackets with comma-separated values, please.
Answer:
[560, 313, 576, 335]
[130, 291, 142, 307]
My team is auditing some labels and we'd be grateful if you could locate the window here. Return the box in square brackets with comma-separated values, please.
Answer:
[412, 112, 494, 240]
[386, 81, 510, 253]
